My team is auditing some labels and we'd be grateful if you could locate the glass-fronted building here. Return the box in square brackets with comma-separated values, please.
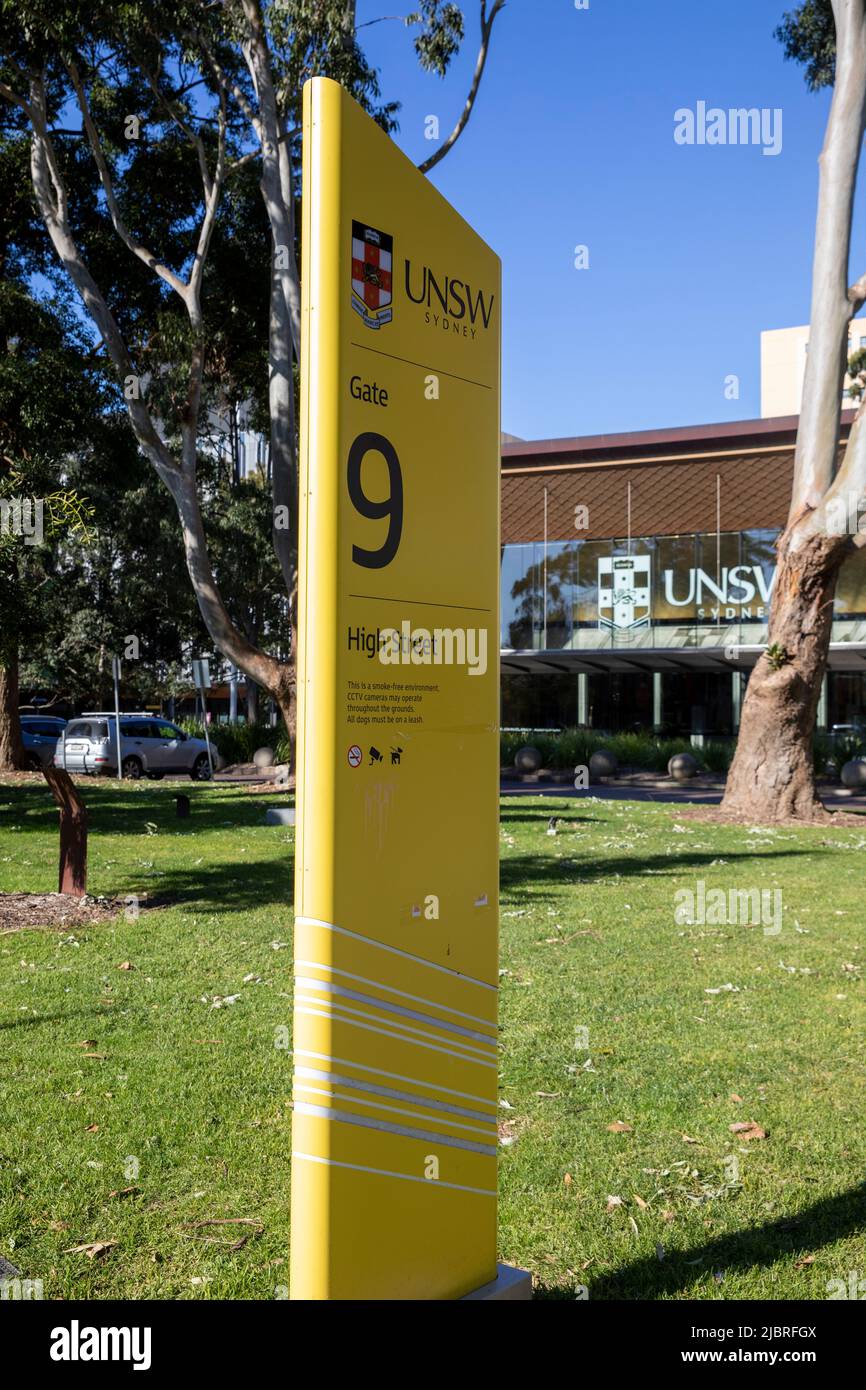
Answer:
[500, 414, 866, 736]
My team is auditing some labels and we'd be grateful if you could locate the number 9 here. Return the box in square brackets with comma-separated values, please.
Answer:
[347, 431, 403, 569]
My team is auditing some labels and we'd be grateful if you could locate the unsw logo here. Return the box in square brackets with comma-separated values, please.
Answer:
[351, 220, 393, 330]
[598, 556, 651, 632]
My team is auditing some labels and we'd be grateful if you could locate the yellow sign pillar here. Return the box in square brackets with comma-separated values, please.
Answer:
[291, 77, 501, 1300]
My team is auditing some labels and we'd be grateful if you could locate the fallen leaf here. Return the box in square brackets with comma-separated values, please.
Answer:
[48, 1221, 70, 1232]
[117, 961, 134, 971]
[794, 1255, 815, 1269]
[107, 1187, 138, 1200]
[632, 1194, 649, 1210]
[63, 1240, 117, 1260]
[729, 1121, 767, 1141]
[607, 1121, 633, 1133]
[730, 1093, 743, 1103]
[84, 1123, 99, 1134]
[72, 1041, 97, 1049]
[628, 1216, 639, 1236]
[662, 1210, 675, 1222]
[564, 1173, 573, 1187]
[83, 1053, 106, 1060]
[606, 1195, 624, 1212]
[681, 1134, 701, 1144]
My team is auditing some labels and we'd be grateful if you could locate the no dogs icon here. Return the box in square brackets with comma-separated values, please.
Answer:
[347, 744, 362, 768]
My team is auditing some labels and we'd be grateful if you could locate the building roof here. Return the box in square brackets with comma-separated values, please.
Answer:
[501, 412, 855, 543]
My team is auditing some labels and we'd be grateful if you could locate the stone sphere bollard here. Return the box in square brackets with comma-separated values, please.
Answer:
[514, 745, 542, 774]
[253, 746, 275, 769]
[588, 749, 618, 782]
[840, 757, 866, 789]
[668, 751, 698, 781]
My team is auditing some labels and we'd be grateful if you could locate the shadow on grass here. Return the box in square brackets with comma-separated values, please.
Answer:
[500, 846, 817, 897]
[532, 1184, 866, 1300]
[0, 784, 293, 838]
[134, 855, 294, 914]
[0, 1005, 113, 1032]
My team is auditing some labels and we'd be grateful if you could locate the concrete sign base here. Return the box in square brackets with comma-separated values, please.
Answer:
[461, 1264, 532, 1301]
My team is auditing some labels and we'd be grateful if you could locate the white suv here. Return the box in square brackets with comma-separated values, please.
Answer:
[54, 714, 213, 781]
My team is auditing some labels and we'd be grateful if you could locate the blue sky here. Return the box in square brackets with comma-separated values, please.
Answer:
[357, 0, 862, 441]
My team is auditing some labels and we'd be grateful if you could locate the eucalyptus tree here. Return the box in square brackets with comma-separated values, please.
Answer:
[0, 0, 506, 745]
[722, 0, 866, 819]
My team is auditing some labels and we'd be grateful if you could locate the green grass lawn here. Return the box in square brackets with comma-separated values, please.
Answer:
[1, 780, 864, 1300]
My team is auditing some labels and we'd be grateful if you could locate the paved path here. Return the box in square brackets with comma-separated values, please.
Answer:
[500, 775, 866, 812]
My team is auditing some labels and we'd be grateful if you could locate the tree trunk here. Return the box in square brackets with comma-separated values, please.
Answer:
[277, 671, 296, 756]
[721, 532, 846, 821]
[42, 764, 88, 895]
[0, 656, 26, 772]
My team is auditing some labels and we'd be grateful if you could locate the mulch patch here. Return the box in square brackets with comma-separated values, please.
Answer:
[0, 893, 153, 933]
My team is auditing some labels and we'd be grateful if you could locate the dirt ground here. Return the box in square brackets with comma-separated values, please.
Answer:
[0, 893, 134, 933]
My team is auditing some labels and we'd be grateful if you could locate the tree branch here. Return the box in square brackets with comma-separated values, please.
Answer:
[239, 0, 301, 354]
[801, 395, 866, 548]
[848, 266, 866, 311]
[197, 31, 263, 145]
[180, 91, 227, 475]
[0, 78, 32, 117]
[27, 71, 173, 477]
[789, 0, 866, 519]
[238, 0, 301, 601]
[64, 53, 189, 301]
[188, 88, 226, 319]
[417, 0, 505, 174]
[141, 61, 213, 198]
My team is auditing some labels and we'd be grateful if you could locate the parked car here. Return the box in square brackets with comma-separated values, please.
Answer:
[53, 713, 213, 781]
[20, 714, 67, 770]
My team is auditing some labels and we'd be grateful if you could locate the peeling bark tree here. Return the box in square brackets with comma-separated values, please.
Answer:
[43, 764, 88, 895]
[0, 1, 505, 760]
[722, 0, 866, 821]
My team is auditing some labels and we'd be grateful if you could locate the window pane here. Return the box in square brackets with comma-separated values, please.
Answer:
[500, 543, 541, 650]
[542, 541, 577, 650]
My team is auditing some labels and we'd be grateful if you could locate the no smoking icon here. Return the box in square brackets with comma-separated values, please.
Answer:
[347, 744, 362, 768]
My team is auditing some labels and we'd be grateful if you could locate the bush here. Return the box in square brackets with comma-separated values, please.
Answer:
[178, 719, 292, 768]
[500, 727, 735, 775]
[501, 726, 854, 778]
[701, 740, 735, 774]
[814, 731, 866, 776]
